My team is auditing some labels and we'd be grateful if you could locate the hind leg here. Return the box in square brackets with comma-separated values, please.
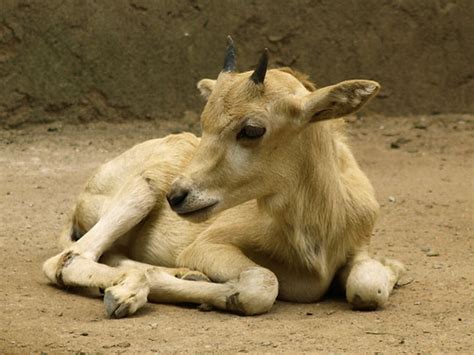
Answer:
[340, 251, 405, 310]
[43, 175, 158, 317]
[57, 193, 107, 249]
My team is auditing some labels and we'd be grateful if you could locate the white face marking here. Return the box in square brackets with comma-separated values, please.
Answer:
[227, 143, 251, 173]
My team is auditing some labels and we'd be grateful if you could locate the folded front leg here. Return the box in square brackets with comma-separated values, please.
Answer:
[176, 241, 279, 315]
[102, 248, 278, 316]
[101, 251, 240, 314]
[340, 251, 405, 310]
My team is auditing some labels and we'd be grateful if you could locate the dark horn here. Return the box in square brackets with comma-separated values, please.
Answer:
[250, 48, 269, 84]
[222, 35, 236, 72]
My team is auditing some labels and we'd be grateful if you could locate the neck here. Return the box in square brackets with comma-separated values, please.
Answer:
[257, 122, 347, 273]
[259, 122, 345, 230]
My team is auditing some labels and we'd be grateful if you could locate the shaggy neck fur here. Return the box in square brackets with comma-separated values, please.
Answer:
[257, 121, 348, 274]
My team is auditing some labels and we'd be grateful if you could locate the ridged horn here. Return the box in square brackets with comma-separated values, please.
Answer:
[222, 35, 236, 72]
[250, 48, 269, 84]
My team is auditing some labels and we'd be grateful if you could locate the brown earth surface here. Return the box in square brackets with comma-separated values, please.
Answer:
[0, 114, 473, 353]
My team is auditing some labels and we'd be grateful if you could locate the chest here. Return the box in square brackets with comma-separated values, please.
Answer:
[249, 223, 348, 301]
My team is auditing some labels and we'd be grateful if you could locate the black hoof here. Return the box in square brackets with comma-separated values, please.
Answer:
[104, 291, 130, 318]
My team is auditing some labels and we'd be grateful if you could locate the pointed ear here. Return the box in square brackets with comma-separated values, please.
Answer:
[301, 80, 380, 123]
[197, 79, 216, 99]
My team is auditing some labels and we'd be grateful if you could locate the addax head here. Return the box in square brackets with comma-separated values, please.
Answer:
[167, 36, 380, 220]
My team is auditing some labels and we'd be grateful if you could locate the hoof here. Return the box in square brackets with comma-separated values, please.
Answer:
[104, 291, 132, 318]
[351, 294, 379, 311]
[103, 272, 149, 318]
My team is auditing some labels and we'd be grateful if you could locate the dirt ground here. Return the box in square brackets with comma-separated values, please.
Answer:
[0, 114, 472, 353]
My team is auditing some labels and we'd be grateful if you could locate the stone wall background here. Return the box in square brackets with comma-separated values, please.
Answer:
[1, 0, 473, 128]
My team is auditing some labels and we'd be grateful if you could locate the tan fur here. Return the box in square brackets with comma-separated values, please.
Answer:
[277, 67, 318, 91]
[43, 63, 405, 318]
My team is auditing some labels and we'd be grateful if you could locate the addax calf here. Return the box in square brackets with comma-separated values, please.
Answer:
[43, 37, 405, 318]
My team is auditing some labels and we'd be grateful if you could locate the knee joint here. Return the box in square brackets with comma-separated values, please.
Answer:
[346, 260, 390, 310]
[226, 267, 279, 316]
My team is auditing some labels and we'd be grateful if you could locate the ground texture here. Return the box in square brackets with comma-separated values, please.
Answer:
[0, 114, 472, 353]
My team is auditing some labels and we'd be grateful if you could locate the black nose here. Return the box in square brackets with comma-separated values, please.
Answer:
[166, 188, 189, 210]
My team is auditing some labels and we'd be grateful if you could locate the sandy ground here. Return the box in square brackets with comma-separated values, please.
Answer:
[0, 114, 473, 353]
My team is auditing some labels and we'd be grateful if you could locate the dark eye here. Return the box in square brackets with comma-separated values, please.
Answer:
[237, 125, 266, 140]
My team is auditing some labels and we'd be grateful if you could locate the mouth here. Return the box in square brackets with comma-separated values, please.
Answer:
[176, 201, 219, 218]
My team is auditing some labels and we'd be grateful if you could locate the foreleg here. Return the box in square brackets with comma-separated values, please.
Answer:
[340, 251, 405, 310]
[99, 242, 280, 316]
[101, 252, 244, 313]
[176, 241, 279, 315]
